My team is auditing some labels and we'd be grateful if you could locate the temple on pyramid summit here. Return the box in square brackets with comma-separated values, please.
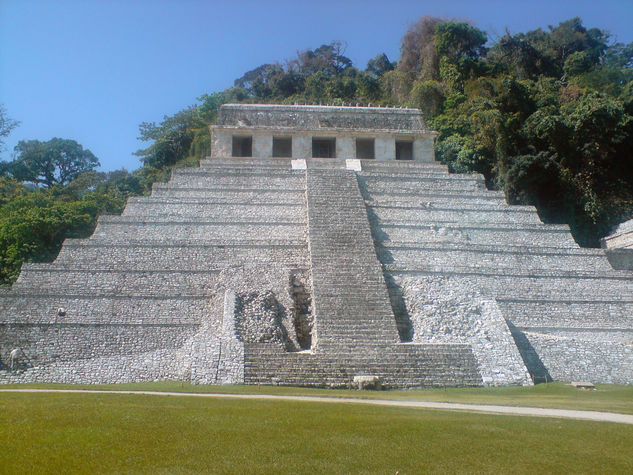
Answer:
[1, 103, 632, 387]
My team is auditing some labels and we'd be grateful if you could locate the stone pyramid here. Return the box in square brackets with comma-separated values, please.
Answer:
[1, 104, 631, 387]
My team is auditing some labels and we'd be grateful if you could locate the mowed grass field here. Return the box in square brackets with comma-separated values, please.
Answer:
[5, 380, 633, 413]
[1, 386, 633, 474]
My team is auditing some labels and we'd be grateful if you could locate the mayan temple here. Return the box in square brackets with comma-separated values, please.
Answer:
[1, 104, 632, 387]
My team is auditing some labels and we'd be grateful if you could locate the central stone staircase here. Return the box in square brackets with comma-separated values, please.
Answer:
[243, 167, 482, 388]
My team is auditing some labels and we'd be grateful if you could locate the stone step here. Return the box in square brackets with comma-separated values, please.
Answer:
[122, 200, 305, 220]
[12, 267, 219, 296]
[200, 158, 292, 168]
[360, 161, 448, 171]
[171, 167, 302, 179]
[243, 342, 482, 388]
[368, 205, 542, 226]
[167, 174, 304, 189]
[365, 198, 532, 211]
[362, 189, 507, 204]
[376, 242, 615, 272]
[150, 186, 305, 201]
[0, 294, 208, 324]
[388, 270, 633, 300]
[361, 175, 485, 194]
[359, 169, 471, 180]
[499, 299, 633, 327]
[376, 223, 577, 248]
[126, 196, 305, 206]
[386, 263, 632, 280]
[52, 241, 309, 270]
[90, 217, 306, 243]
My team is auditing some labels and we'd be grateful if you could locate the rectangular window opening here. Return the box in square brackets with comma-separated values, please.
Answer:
[312, 138, 336, 158]
[356, 138, 375, 159]
[232, 136, 252, 157]
[395, 140, 413, 160]
[273, 137, 292, 157]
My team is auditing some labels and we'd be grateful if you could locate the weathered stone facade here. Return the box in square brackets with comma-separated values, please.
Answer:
[1, 104, 632, 387]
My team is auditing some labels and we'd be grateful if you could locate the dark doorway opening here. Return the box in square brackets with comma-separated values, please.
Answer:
[232, 136, 252, 157]
[273, 137, 292, 157]
[312, 138, 336, 158]
[395, 140, 413, 160]
[356, 138, 375, 159]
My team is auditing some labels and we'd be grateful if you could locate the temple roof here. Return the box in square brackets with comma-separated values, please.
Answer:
[215, 104, 431, 133]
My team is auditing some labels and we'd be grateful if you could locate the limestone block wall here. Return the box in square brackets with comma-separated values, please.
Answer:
[293, 135, 311, 159]
[211, 129, 231, 157]
[0, 323, 197, 368]
[253, 133, 272, 158]
[520, 333, 633, 385]
[375, 137, 394, 161]
[414, 137, 435, 162]
[335, 136, 354, 158]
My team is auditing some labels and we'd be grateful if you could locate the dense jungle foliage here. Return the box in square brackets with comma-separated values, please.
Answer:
[0, 16, 632, 285]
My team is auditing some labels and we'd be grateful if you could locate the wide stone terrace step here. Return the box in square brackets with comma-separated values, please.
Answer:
[356, 169, 454, 179]
[167, 173, 304, 189]
[368, 204, 542, 226]
[11, 266, 219, 296]
[0, 294, 208, 324]
[53, 241, 309, 270]
[361, 188, 507, 203]
[387, 263, 633, 280]
[388, 269, 633, 300]
[361, 175, 486, 194]
[244, 343, 483, 388]
[150, 186, 305, 201]
[171, 167, 303, 178]
[377, 242, 615, 272]
[360, 161, 448, 171]
[499, 298, 633, 327]
[90, 216, 306, 243]
[122, 200, 304, 220]
[126, 195, 304, 206]
[375, 223, 577, 248]
[366, 199, 535, 211]
[200, 158, 292, 168]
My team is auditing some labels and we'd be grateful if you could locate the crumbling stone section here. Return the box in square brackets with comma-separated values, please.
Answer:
[290, 273, 313, 350]
[235, 291, 292, 348]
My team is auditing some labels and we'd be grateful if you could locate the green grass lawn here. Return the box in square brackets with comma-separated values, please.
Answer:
[1, 391, 632, 474]
[4, 380, 633, 414]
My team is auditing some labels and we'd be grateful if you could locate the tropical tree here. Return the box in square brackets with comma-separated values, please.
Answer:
[5, 138, 99, 187]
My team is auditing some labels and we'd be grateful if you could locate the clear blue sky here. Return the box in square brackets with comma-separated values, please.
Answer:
[2, 0, 632, 171]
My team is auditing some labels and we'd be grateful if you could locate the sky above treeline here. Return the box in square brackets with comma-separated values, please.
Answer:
[2, 0, 633, 171]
